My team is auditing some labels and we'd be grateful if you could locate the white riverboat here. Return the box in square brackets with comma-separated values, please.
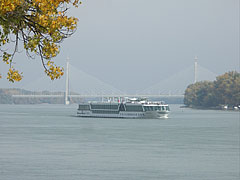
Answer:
[77, 97, 170, 119]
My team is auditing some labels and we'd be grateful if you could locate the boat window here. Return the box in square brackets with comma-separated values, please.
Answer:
[91, 104, 119, 110]
[125, 105, 143, 112]
[166, 106, 170, 111]
[144, 106, 149, 111]
[145, 106, 150, 111]
[79, 104, 90, 110]
[92, 110, 119, 114]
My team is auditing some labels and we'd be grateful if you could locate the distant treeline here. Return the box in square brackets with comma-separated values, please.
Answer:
[0, 88, 83, 104]
[184, 71, 240, 108]
[0, 88, 184, 104]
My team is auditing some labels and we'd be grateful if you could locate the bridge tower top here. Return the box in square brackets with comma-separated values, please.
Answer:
[194, 56, 198, 83]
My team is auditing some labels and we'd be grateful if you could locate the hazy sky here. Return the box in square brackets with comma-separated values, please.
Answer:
[0, 0, 239, 93]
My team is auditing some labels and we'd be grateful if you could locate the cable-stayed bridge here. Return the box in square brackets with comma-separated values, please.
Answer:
[12, 57, 217, 104]
[138, 63, 217, 95]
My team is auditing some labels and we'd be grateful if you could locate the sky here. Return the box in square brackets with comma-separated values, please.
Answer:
[0, 0, 239, 94]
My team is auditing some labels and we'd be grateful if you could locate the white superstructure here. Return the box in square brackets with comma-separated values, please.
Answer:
[77, 97, 170, 119]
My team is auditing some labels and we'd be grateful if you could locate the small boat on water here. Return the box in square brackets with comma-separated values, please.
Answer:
[77, 97, 170, 119]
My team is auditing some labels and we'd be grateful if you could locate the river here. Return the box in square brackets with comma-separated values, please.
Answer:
[0, 104, 239, 180]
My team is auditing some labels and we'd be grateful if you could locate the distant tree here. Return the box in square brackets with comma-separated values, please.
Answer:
[184, 81, 215, 107]
[184, 71, 240, 108]
[214, 71, 240, 106]
[0, 0, 81, 82]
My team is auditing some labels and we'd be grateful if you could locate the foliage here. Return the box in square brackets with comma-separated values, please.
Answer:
[184, 71, 240, 107]
[184, 81, 215, 107]
[214, 71, 240, 106]
[0, 0, 81, 82]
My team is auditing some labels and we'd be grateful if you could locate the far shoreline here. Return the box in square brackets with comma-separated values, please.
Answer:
[180, 105, 240, 111]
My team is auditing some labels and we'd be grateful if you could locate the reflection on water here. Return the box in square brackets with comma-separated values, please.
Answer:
[0, 104, 239, 180]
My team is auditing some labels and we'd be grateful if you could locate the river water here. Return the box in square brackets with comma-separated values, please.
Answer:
[0, 104, 239, 180]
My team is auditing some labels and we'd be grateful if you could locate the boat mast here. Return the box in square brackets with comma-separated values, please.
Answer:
[65, 57, 70, 105]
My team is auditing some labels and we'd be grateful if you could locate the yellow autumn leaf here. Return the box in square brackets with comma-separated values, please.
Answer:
[0, 0, 82, 82]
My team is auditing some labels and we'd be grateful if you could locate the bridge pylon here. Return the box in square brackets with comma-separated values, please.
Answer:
[194, 56, 198, 83]
[65, 57, 70, 105]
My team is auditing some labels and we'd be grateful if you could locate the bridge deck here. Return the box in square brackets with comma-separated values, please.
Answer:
[12, 94, 184, 98]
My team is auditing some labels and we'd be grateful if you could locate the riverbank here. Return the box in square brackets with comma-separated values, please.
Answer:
[181, 105, 240, 111]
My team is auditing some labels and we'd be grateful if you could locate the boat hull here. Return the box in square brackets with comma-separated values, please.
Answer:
[77, 110, 169, 119]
